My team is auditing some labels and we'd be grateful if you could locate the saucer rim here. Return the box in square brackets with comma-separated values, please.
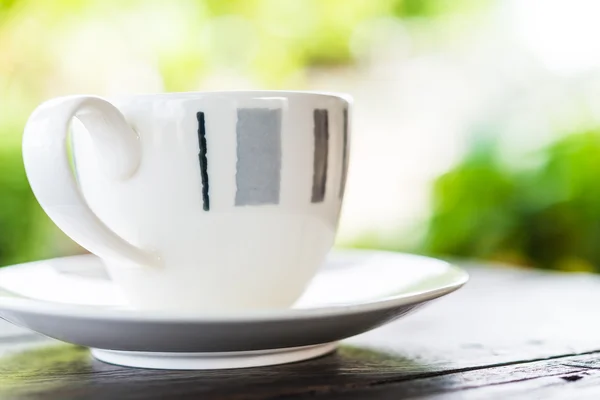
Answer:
[0, 251, 469, 323]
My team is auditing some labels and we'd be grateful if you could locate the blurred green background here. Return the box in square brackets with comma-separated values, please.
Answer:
[2, 0, 600, 272]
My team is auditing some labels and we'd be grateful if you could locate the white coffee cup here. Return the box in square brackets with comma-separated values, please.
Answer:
[22, 91, 351, 312]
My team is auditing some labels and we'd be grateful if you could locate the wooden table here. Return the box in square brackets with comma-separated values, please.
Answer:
[2, 263, 600, 399]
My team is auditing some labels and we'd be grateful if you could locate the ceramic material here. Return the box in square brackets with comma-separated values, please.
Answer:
[91, 344, 338, 370]
[22, 91, 352, 312]
[0, 250, 468, 370]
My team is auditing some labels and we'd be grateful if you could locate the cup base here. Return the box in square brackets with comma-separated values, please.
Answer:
[91, 342, 337, 370]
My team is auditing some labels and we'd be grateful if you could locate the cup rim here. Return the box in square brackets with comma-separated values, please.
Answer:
[106, 90, 353, 104]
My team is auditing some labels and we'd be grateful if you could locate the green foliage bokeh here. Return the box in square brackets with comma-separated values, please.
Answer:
[423, 130, 600, 272]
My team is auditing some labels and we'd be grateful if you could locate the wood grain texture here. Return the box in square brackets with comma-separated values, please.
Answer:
[2, 263, 600, 399]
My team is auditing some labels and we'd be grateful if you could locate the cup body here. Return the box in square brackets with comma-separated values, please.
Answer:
[70, 91, 351, 311]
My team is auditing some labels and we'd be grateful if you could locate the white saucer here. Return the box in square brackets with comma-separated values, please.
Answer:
[0, 250, 468, 369]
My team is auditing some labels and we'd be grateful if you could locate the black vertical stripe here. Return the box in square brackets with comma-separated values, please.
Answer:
[197, 112, 209, 211]
[312, 109, 329, 203]
[339, 107, 349, 198]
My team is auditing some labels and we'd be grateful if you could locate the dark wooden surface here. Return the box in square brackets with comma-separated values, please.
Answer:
[2, 263, 600, 399]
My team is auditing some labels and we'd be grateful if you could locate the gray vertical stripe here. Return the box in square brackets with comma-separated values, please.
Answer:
[339, 107, 349, 198]
[311, 109, 329, 203]
[235, 108, 282, 206]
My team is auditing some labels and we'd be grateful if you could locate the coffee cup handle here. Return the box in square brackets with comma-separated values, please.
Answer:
[22, 95, 160, 267]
